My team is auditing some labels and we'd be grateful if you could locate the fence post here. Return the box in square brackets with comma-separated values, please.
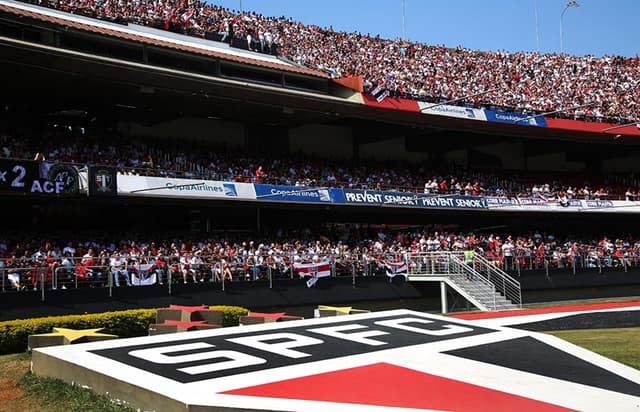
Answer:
[268, 266, 272, 289]
[545, 260, 549, 278]
[40, 270, 45, 301]
[493, 287, 497, 311]
[352, 262, 356, 286]
[108, 270, 113, 297]
[168, 269, 172, 295]
[290, 253, 295, 279]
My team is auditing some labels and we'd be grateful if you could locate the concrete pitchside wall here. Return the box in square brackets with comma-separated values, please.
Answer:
[1, 272, 640, 321]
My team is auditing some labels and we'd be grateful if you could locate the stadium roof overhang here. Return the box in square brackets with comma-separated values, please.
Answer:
[1, 0, 639, 145]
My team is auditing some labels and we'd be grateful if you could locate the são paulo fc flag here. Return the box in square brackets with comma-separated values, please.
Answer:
[384, 260, 408, 279]
[130, 263, 157, 286]
[293, 259, 332, 287]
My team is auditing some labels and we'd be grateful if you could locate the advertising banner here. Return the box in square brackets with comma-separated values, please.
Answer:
[254, 184, 341, 204]
[88, 166, 117, 197]
[117, 175, 256, 200]
[342, 189, 488, 210]
[484, 109, 548, 127]
[418, 103, 487, 121]
[485, 197, 639, 213]
[0, 159, 81, 195]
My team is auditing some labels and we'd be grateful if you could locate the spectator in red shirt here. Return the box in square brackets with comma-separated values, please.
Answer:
[255, 165, 265, 183]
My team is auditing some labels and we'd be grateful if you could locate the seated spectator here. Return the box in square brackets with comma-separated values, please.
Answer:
[110, 251, 131, 287]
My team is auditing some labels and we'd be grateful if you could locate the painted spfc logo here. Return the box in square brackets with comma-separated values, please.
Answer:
[34, 309, 640, 411]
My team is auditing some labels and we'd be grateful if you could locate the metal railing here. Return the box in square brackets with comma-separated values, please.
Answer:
[488, 248, 640, 277]
[471, 254, 522, 308]
[405, 251, 521, 309]
[0, 253, 395, 300]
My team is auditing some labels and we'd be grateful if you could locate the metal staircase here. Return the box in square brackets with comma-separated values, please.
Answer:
[405, 251, 522, 312]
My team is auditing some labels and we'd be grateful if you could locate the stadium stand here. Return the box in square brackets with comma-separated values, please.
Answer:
[14, 0, 640, 123]
[2, 227, 640, 292]
[2, 0, 640, 320]
[1, 127, 638, 199]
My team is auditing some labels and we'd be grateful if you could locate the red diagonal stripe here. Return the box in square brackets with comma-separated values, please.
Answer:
[223, 363, 576, 411]
[450, 300, 640, 320]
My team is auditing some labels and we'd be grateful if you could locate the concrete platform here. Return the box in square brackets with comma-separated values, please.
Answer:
[31, 307, 640, 411]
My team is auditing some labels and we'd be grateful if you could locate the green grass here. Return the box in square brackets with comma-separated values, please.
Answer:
[547, 327, 640, 370]
[0, 352, 133, 412]
[19, 373, 135, 412]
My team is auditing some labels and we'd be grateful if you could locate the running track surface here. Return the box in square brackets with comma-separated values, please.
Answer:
[449, 299, 640, 320]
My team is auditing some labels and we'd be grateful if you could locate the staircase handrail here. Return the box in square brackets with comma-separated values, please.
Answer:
[446, 253, 497, 310]
[405, 251, 522, 309]
[471, 253, 522, 308]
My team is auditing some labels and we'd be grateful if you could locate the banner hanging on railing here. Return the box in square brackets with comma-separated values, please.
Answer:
[384, 260, 408, 279]
[293, 259, 332, 287]
[342, 189, 488, 210]
[88, 166, 117, 197]
[117, 175, 256, 200]
[417, 102, 487, 121]
[484, 196, 639, 212]
[130, 263, 157, 286]
[254, 184, 344, 204]
[483, 109, 548, 127]
[0, 159, 82, 195]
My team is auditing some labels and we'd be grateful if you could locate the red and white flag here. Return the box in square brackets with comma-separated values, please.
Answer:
[293, 259, 332, 287]
[180, 10, 193, 22]
[130, 263, 157, 286]
[384, 260, 408, 278]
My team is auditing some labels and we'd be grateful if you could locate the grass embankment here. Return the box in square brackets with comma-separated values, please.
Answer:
[0, 328, 638, 412]
[0, 352, 133, 412]
[547, 327, 640, 370]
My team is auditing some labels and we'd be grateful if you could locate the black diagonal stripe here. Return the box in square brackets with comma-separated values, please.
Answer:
[511, 310, 640, 331]
[444, 336, 640, 397]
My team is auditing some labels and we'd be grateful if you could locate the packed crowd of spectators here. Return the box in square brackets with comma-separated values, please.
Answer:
[2, 226, 639, 291]
[3, 127, 640, 200]
[21, 0, 640, 123]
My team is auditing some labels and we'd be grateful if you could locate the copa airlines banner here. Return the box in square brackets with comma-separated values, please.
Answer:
[343, 189, 488, 210]
[253, 184, 344, 204]
[117, 175, 256, 200]
[417, 103, 487, 121]
[486, 197, 640, 213]
[481, 109, 548, 127]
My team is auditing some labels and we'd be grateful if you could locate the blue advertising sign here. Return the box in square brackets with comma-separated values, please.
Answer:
[254, 184, 338, 203]
[483, 109, 548, 127]
[342, 189, 487, 210]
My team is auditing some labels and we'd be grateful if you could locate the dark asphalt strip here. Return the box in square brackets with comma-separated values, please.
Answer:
[511, 310, 640, 331]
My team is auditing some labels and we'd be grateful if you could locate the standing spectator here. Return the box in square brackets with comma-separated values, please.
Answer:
[501, 237, 515, 270]
[255, 165, 266, 183]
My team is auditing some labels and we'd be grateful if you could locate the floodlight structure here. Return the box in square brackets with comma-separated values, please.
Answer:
[560, 1, 580, 54]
